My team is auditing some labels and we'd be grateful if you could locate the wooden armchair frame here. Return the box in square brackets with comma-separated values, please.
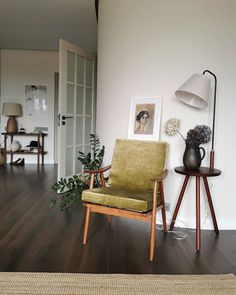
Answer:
[82, 166, 168, 261]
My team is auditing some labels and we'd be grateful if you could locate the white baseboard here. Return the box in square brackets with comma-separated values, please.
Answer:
[156, 212, 236, 230]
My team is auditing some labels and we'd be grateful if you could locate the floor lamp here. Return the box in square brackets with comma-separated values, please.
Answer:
[175, 70, 218, 171]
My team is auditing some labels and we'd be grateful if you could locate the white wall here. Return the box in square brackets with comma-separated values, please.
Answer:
[1, 49, 58, 164]
[96, 0, 236, 229]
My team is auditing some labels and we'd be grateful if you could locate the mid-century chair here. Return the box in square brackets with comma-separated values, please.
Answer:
[81, 139, 168, 261]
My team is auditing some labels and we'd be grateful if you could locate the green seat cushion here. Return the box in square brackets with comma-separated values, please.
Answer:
[82, 187, 161, 212]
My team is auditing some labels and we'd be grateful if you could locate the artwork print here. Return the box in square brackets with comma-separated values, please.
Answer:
[134, 103, 155, 134]
[128, 97, 162, 140]
[25, 85, 48, 117]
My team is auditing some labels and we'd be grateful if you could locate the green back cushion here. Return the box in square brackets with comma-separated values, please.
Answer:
[108, 139, 168, 191]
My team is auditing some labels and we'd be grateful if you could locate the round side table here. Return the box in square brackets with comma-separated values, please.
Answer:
[170, 166, 221, 251]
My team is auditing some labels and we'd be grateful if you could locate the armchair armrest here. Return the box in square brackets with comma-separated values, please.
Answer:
[84, 165, 111, 189]
[151, 169, 168, 213]
[152, 169, 168, 182]
[84, 165, 111, 175]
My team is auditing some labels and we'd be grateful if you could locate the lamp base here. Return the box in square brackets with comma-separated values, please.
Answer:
[6, 116, 18, 134]
[210, 150, 215, 171]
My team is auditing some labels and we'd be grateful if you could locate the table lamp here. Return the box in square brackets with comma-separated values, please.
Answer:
[2, 103, 22, 134]
[175, 70, 218, 171]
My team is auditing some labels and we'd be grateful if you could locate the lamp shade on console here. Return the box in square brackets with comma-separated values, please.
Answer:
[2, 103, 22, 134]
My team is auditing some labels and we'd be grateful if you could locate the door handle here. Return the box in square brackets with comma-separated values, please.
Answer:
[62, 115, 73, 120]
[61, 115, 73, 126]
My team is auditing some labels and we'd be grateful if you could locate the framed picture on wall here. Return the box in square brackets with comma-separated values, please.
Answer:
[25, 85, 48, 117]
[128, 97, 162, 140]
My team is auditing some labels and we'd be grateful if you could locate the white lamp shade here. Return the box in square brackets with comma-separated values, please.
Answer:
[175, 73, 210, 109]
[2, 103, 22, 116]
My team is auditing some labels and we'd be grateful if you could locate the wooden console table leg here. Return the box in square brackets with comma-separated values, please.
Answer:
[196, 176, 201, 251]
[42, 134, 45, 165]
[203, 177, 219, 235]
[4, 134, 7, 165]
[170, 175, 190, 231]
[37, 134, 40, 167]
[4, 134, 7, 150]
[10, 135, 13, 163]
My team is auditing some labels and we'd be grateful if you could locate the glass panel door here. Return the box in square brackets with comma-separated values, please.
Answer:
[58, 39, 95, 179]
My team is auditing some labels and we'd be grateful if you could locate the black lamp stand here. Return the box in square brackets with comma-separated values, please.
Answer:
[203, 70, 217, 171]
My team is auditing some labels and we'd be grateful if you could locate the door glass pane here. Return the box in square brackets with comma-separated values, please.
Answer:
[76, 86, 84, 115]
[75, 146, 83, 174]
[86, 58, 93, 86]
[76, 117, 84, 145]
[85, 88, 92, 115]
[85, 117, 92, 144]
[66, 147, 74, 176]
[66, 118, 74, 145]
[67, 52, 75, 82]
[67, 84, 74, 114]
[77, 55, 84, 85]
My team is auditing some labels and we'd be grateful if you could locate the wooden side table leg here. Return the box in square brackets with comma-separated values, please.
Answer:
[203, 177, 219, 235]
[196, 176, 201, 251]
[170, 175, 190, 231]
[159, 182, 167, 232]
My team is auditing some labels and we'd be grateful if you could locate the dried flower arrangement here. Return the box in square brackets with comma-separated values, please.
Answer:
[165, 118, 211, 146]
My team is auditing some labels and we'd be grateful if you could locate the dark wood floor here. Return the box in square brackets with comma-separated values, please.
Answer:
[0, 164, 235, 274]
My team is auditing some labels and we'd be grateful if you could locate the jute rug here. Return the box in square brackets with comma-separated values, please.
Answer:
[0, 272, 235, 295]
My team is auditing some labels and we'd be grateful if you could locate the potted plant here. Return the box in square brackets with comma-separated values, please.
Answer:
[50, 134, 105, 210]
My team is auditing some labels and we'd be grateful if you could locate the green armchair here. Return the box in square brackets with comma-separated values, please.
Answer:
[82, 139, 168, 261]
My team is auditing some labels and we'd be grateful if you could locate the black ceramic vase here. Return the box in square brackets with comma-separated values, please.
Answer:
[183, 141, 205, 170]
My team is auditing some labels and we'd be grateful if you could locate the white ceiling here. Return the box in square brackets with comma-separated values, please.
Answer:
[0, 0, 98, 52]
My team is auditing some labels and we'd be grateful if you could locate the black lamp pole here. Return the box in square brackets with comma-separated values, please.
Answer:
[95, 0, 99, 23]
[203, 70, 217, 171]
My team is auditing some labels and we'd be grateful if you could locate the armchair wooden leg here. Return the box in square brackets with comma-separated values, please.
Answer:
[159, 182, 167, 232]
[107, 215, 112, 223]
[150, 182, 158, 261]
[83, 206, 91, 245]
[150, 213, 156, 261]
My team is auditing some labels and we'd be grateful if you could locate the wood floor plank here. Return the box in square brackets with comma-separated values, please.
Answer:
[0, 164, 235, 274]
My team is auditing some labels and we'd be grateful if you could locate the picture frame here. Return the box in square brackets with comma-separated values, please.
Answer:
[128, 97, 162, 140]
[25, 85, 48, 117]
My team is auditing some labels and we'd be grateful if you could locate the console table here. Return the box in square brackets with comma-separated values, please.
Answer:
[2, 132, 47, 167]
[170, 166, 221, 251]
